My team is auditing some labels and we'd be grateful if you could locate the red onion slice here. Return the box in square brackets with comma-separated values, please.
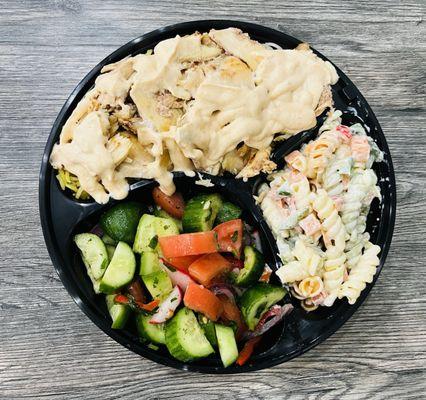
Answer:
[251, 230, 262, 252]
[149, 286, 182, 324]
[223, 254, 244, 269]
[162, 265, 194, 292]
[209, 283, 238, 304]
[245, 304, 294, 339]
[90, 224, 104, 237]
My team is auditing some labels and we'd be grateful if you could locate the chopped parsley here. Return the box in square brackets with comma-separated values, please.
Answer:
[148, 235, 158, 249]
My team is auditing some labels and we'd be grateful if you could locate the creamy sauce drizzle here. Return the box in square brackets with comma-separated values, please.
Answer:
[50, 28, 338, 203]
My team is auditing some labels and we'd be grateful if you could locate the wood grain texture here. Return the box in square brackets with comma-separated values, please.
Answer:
[0, 0, 425, 399]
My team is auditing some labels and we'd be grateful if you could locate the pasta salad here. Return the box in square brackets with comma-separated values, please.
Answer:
[259, 110, 383, 310]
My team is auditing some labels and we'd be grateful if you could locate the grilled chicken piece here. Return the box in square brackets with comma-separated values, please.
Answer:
[209, 28, 269, 70]
[236, 147, 277, 180]
[106, 133, 133, 165]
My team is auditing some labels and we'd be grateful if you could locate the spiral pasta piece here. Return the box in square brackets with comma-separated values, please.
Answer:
[351, 135, 370, 170]
[306, 129, 341, 179]
[338, 243, 380, 304]
[285, 150, 308, 174]
[276, 239, 324, 284]
[298, 276, 324, 298]
[313, 189, 347, 251]
[322, 145, 353, 197]
[344, 232, 369, 269]
[312, 189, 347, 305]
[341, 170, 378, 238]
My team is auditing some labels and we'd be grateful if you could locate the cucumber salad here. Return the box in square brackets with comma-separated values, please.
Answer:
[75, 188, 293, 367]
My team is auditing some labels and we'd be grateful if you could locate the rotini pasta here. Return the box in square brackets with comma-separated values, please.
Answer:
[306, 129, 341, 179]
[276, 238, 324, 283]
[338, 243, 380, 304]
[260, 109, 383, 310]
[341, 169, 379, 239]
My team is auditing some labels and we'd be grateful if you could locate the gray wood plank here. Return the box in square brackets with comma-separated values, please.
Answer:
[0, 0, 425, 399]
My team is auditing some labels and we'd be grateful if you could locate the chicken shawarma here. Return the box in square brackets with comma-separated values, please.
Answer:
[50, 28, 338, 203]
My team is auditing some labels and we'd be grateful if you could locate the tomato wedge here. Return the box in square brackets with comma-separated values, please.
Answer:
[213, 219, 243, 258]
[152, 187, 185, 219]
[162, 255, 200, 273]
[218, 294, 247, 341]
[188, 253, 231, 286]
[236, 336, 262, 366]
[159, 231, 218, 258]
[183, 282, 223, 321]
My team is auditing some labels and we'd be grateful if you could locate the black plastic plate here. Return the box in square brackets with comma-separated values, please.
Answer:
[39, 20, 396, 373]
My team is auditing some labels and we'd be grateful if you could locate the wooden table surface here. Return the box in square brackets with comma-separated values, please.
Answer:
[1, 1, 425, 399]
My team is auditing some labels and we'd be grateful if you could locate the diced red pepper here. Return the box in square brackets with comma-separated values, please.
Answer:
[136, 299, 159, 312]
[236, 336, 262, 366]
[114, 294, 130, 305]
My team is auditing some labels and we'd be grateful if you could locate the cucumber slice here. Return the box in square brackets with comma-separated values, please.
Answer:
[133, 214, 157, 253]
[155, 217, 180, 252]
[198, 314, 218, 347]
[182, 194, 223, 232]
[74, 233, 109, 280]
[84, 260, 101, 294]
[102, 234, 117, 246]
[99, 242, 136, 294]
[136, 313, 165, 344]
[133, 214, 180, 254]
[100, 202, 144, 244]
[165, 307, 214, 362]
[105, 245, 116, 260]
[239, 283, 287, 330]
[139, 251, 161, 276]
[216, 202, 242, 225]
[142, 270, 173, 301]
[235, 246, 265, 287]
[106, 294, 130, 329]
[154, 207, 183, 232]
[215, 324, 238, 367]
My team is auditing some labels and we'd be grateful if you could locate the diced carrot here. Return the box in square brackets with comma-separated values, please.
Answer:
[183, 282, 223, 321]
[152, 187, 185, 219]
[188, 253, 232, 286]
[159, 231, 218, 258]
[213, 219, 243, 258]
[236, 336, 262, 366]
[163, 255, 200, 273]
